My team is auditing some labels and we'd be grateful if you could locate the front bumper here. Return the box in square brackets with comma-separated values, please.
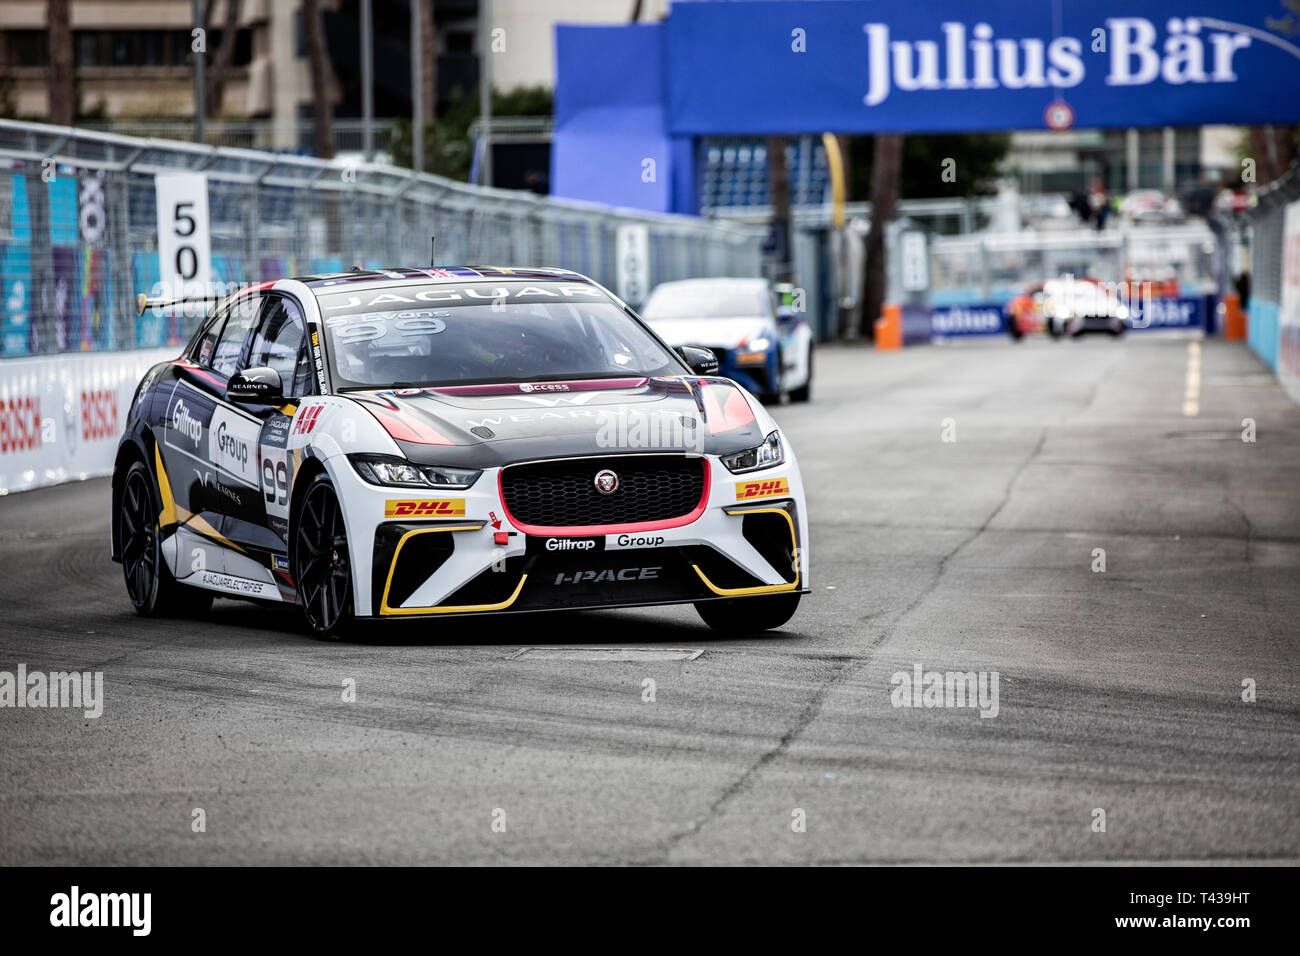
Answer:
[1069, 315, 1127, 334]
[331, 452, 810, 618]
[721, 348, 780, 397]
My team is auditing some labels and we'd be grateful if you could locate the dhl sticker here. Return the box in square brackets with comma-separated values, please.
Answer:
[735, 477, 790, 501]
[384, 499, 467, 518]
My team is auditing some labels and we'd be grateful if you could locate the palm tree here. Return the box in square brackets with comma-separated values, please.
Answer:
[303, 0, 335, 159]
[1248, 126, 1297, 186]
[766, 136, 793, 284]
[47, 0, 74, 126]
[207, 0, 242, 117]
[861, 134, 903, 341]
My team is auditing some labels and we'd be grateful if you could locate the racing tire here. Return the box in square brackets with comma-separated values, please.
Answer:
[789, 348, 813, 403]
[292, 473, 358, 640]
[694, 593, 801, 634]
[120, 461, 213, 618]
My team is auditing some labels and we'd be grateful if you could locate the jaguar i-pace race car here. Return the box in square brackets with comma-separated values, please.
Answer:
[112, 267, 810, 638]
[640, 277, 813, 401]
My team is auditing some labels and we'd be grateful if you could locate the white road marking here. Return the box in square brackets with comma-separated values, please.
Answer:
[1182, 340, 1201, 417]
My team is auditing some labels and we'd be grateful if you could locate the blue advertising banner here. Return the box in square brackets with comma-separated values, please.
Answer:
[931, 303, 1007, 337]
[1129, 295, 1207, 330]
[552, 24, 687, 212]
[666, 0, 1300, 134]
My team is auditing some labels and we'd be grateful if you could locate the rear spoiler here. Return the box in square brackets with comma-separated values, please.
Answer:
[135, 292, 222, 317]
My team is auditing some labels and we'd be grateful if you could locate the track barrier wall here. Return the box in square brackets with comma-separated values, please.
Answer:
[0, 347, 175, 494]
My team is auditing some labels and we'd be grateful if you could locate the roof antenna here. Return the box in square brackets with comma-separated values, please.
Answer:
[430, 235, 437, 268]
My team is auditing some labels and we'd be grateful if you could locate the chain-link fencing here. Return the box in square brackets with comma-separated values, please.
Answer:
[0, 119, 764, 356]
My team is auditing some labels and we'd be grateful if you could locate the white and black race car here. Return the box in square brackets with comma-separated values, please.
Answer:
[112, 267, 810, 638]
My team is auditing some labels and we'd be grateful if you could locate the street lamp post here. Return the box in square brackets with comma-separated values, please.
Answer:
[411, 0, 423, 174]
[479, 0, 492, 187]
[362, 0, 374, 163]
[192, 0, 205, 144]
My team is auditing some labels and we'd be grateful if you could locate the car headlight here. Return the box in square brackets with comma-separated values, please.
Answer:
[349, 455, 481, 489]
[720, 430, 784, 474]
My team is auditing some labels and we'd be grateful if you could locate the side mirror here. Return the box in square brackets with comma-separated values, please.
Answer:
[776, 306, 796, 323]
[677, 346, 719, 376]
[227, 366, 284, 404]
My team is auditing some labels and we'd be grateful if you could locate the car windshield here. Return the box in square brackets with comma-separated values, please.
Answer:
[641, 283, 769, 320]
[315, 281, 685, 390]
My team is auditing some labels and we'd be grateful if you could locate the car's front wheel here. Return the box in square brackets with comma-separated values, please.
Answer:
[292, 473, 357, 639]
[120, 460, 211, 617]
[695, 593, 801, 634]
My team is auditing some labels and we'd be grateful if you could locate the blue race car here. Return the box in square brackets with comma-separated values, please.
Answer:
[640, 277, 813, 402]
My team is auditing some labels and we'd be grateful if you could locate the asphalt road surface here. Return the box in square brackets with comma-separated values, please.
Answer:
[2, 336, 1297, 865]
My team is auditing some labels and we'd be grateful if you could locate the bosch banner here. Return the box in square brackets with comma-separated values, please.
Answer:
[666, 0, 1300, 134]
[0, 347, 174, 493]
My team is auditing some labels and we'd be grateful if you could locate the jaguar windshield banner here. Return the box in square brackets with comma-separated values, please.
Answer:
[666, 0, 1300, 134]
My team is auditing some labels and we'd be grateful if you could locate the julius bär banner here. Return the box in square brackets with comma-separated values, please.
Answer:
[666, 0, 1300, 134]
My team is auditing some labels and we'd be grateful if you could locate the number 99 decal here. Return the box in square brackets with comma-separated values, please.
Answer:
[261, 451, 291, 520]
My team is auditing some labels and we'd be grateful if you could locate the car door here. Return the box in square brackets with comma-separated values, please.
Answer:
[154, 294, 261, 580]
[218, 292, 315, 578]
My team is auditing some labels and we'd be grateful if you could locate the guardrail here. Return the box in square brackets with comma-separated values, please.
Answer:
[1243, 159, 1300, 402]
[0, 119, 764, 357]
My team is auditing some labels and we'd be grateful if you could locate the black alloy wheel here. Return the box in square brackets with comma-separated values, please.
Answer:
[294, 475, 354, 637]
[121, 464, 160, 611]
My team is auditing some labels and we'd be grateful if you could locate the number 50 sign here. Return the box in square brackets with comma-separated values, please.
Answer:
[155, 173, 212, 305]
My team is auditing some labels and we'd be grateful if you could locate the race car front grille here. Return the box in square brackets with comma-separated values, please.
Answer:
[501, 455, 706, 528]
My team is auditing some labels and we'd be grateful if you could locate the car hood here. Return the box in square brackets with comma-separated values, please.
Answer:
[344, 375, 766, 469]
[645, 316, 775, 350]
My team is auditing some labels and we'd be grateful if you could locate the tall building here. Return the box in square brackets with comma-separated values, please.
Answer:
[3, 1, 258, 127]
[0, 0, 490, 151]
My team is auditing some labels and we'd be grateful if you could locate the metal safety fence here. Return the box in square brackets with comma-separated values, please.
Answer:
[926, 223, 1223, 305]
[1243, 160, 1300, 381]
[0, 119, 764, 357]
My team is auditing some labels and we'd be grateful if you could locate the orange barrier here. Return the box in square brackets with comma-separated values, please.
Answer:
[1222, 293, 1246, 341]
[875, 303, 902, 350]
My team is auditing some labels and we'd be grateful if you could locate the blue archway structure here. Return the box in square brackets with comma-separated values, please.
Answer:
[552, 0, 1300, 214]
